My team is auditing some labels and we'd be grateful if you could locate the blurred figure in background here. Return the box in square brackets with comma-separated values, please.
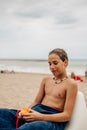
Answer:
[71, 72, 83, 82]
[85, 69, 87, 77]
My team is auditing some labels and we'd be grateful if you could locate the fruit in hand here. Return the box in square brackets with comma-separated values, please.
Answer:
[19, 107, 31, 115]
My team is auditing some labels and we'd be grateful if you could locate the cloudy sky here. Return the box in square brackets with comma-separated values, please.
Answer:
[0, 0, 87, 60]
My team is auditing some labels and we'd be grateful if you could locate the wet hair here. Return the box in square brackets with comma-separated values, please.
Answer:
[49, 48, 68, 62]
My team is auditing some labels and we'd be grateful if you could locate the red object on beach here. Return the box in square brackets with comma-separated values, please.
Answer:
[73, 76, 83, 82]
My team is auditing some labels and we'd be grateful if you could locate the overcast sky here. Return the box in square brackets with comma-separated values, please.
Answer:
[0, 0, 87, 60]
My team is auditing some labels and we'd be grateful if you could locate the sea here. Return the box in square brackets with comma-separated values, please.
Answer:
[0, 59, 87, 76]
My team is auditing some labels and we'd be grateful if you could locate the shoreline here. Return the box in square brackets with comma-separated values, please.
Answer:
[0, 72, 87, 109]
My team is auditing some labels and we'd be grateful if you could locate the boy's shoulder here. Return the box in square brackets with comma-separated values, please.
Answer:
[42, 74, 52, 81]
[67, 77, 78, 90]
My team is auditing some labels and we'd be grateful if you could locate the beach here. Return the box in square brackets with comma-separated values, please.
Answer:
[0, 72, 87, 109]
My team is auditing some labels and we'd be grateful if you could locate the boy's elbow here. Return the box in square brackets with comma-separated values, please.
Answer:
[63, 112, 72, 122]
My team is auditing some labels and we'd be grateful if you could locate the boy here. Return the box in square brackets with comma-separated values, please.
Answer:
[0, 48, 77, 130]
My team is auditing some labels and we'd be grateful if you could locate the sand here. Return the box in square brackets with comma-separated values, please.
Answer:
[0, 72, 87, 109]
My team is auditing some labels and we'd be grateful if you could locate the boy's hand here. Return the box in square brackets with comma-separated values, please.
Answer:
[18, 107, 31, 119]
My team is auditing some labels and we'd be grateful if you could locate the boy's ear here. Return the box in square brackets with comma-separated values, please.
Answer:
[64, 59, 68, 67]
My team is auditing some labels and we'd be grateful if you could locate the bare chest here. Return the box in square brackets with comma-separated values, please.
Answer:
[45, 79, 66, 99]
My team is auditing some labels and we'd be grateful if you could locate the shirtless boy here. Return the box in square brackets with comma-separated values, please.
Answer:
[0, 48, 77, 130]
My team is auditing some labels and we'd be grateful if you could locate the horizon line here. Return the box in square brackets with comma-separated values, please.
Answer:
[0, 58, 87, 61]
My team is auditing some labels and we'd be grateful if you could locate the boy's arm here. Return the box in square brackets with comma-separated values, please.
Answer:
[28, 77, 46, 109]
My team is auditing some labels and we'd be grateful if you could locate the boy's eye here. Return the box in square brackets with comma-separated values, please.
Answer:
[48, 61, 58, 66]
[53, 61, 58, 65]
[48, 62, 51, 66]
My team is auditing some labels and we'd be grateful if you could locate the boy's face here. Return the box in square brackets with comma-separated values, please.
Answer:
[48, 53, 68, 77]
